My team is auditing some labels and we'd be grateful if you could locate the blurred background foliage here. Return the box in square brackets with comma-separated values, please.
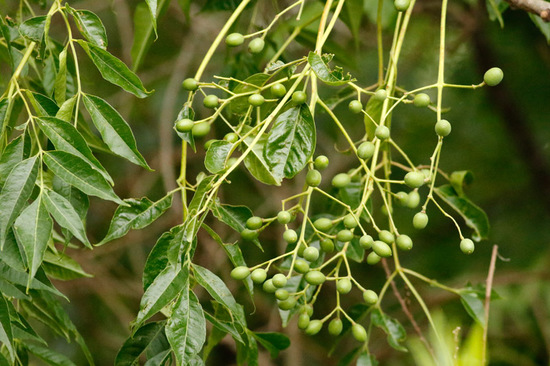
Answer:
[3, 0, 549, 364]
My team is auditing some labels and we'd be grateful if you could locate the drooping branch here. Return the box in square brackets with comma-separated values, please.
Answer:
[503, 0, 550, 21]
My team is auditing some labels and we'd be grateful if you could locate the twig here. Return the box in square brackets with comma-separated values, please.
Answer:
[502, 0, 550, 21]
[482, 245, 499, 365]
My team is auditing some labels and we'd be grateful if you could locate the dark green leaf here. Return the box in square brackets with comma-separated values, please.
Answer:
[341, 0, 363, 41]
[27, 91, 59, 117]
[203, 311, 244, 345]
[133, 264, 188, 329]
[241, 127, 281, 186]
[143, 226, 183, 291]
[0, 263, 65, 298]
[0, 19, 14, 70]
[229, 73, 270, 115]
[357, 352, 379, 366]
[0, 294, 14, 363]
[486, 0, 507, 27]
[55, 95, 77, 122]
[13, 195, 53, 283]
[363, 96, 383, 139]
[37, 116, 113, 184]
[19, 16, 47, 43]
[370, 308, 407, 352]
[43, 151, 124, 204]
[252, 332, 290, 359]
[308, 52, 354, 86]
[98, 194, 173, 245]
[449, 170, 474, 197]
[211, 201, 262, 250]
[336, 347, 361, 366]
[0, 279, 29, 299]
[1, 229, 26, 271]
[66, 6, 108, 49]
[25, 343, 77, 366]
[434, 184, 490, 241]
[53, 47, 67, 104]
[201, 0, 255, 12]
[83, 94, 151, 170]
[43, 250, 92, 280]
[530, 13, 550, 44]
[77, 40, 153, 98]
[115, 321, 165, 366]
[0, 156, 39, 248]
[166, 288, 206, 366]
[131, 0, 170, 71]
[43, 189, 90, 248]
[459, 290, 485, 326]
[52, 175, 89, 222]
[264, 104, 316, 181]
[205, 141, 233, 174]
[0, 135, 25, 187]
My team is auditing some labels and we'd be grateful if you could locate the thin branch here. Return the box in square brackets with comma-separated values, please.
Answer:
[502, 0, 550, 21]
[482, 245, 499, 365]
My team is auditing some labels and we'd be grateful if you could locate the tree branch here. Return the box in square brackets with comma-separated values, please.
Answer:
[503, 0, 550, 21]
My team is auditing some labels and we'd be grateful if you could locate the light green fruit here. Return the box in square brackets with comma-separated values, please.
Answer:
[379, 230, 395, 244]
[328, 318, 343, 336]
[283, 229, 298, 244]
[191, 122, 211, 138]
[175, 118, 194, 133]
[343, 214, 358, 229]
[314, 218, 333, 232]
[294, 259, 310, 274]
[396, 235, 413, 251]
[332, 173, 351, 188]
[303, 247, 320, 262]
[375, 125, 390, 140]
[336, 278, 352, 294]
[305, 320, 323, 335]
[278, 297, 297, 310]
[248, 37, 265, 53]
[248, 93, 265, 107]
[262, 279, 277, 293]
[246, 216, 263, 230]
[413, 93, 430, 107]
[373, 240, 392, 257]
[404, 171, 425, 188]
[314, 155, 329, 170]
[359, 235, 374, 249]
[352, 324, 367, 342]
[363, 290, 378, 305]
[305, 271, 326, 285]
[484, 67, 504, 86]
[182, 78, 199, 91]
[225, 32, 244, 47]
[460, 238, 475, 254]
[230, 266, 250, 280]
[306, 169, 322, 187]
[413, 212, 429, 229]
[407, 190, 421, 209]
[373, 89, 387, 101]
[277, 211, 292, 224]
[298, 313, 310, 329]
[250, 268, 267, 284]
[367, 251, 381, 265]
[275, 288, 289, 301]
[337, 229, 354, 242]
[357, 141, 375, 160]
[320, 238, 335, 253]
[435, 119, 452, 137]
[272, 273, 287, 288]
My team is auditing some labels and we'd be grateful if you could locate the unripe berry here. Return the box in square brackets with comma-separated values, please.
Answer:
[348, 100, 363, 114]
[460, 238, 475, 254]
[306, 169, 322, 187]
[367, 251, 381, 265]
[251, 268, 267, 284]
[298, 313, 310, 329]
[294, 259, 310, 274]
[275, 288, 289, 300]
[182, 78, 199, 91]
[337, 229, 354, 242]
[343, 214, 358, 229]
[292, 91, 307, 104]
[352, 324, 367, 342]
[230, 266, 250, 280]
[278, 296, 297, 310]
[305, 320, 323, 335]
[277, 211, 292, 224]
[224, 132, 239, 143]
[191, 122, 211, 138]
[328, 318, 343, 336]
[359, 235, 374, 249]
[413, 212, 429, 229]
[203, 95, 219, 109]
[396, 191, 409, 206]
[272, 274, 287, 288]
[314, 155, 329, 170]
[271, 83, 286, 98]
[336, 278, 352, 294]
[373, 240, 392, 257]
[248, 37, 265, 53]
[375, 125, 390, 140]
[435, 119, 452, 137]
[240, 228, 258, 241]
[378, 230, 395, 244]
[484, 67, 504, 86]
[413, 93, 430, 107]
[357, 141, 375, 160]
[373, 89, 387, 101]
[394, 0, 410, 11]
[305, 271, 326, 285]
[320, 238, 335, 253]
[246, 216, 263, 230]
[283, 229, 298, 244]
[262, 279, 277, 293]
[248, 93, 265, 106]
[396, 235, 413, 251]
[363, 290, 378, 305]
[407, 190, 421, 209]
[332, 173, 351, 188]
[404, 171, 425, 188]
[303, 247, 320, 262]
[314, 217, 333, 232]
[225, 32, 244, 47]
[175, 118, 194, 133]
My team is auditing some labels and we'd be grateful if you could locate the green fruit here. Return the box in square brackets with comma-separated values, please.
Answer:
[248, 93, 265, 106]
[240, 228, 258, 241]
[226, 157, 238, 168]
[175, 118, 194, 133]
[337, 278, 352, 294]
[421, 169, 431, 180]
[435, 119, 452, 137]
[224, 132, 238, 143]
[203, 94, 219, 108]
[460, 238, 475, 254]
[305, 320, 323, 335]
[348, 100, 363, 114]
[262, 279, 277, 293]
[328, 318, 343, 336]
[343, 214, 358, 229]
[352, 324, 367, 342]
[277, 211, 292, 224]
[251, 268, 267, 284]
[248, 37, 265, 53]
[278, 297, 297, 310]
[275, 288, 289, 300]
[182, 78, 199, 91]
[305, 271, 326, 285]
[302, 304, 314, 316]
[484, 67, 504, 86]
[314, 155, 329, 170]
[320, 238, 335, 253]
[283, 229, 298, 244]
[413, 93, 430, 107]
[272, 274, 287, 288]
[379, 230, 395, 244]
[396, 234, 413, 251]
[297, 242, 306, 257]
[367, 251, 381, 265]
[292, 91, 307, 104]
[359, 235, 374, 249]
[373, 240, 392, 257]
[363, 290, 378, 305]
[407, 190, 420, 208]
[246, 216, 263, 230]
[192, 122, 211, 138]
[225, 32, 244, 47]
[204, 139, 216, 150]
[271, 83, 286, 98]
[230, 266, 250, 280]
[332, 173, 351, 188]
[337, 229, 354, 242]
[404, 171, 425, 188]
[396, 191, 409, 206]
[306, 169, 322, 187]
[357, 141, 375, 160]
[298, 313, 310, 329]
[294, 259, 310, 274]
[303, 247, 320, 262]
[394, 0, 410, 11]
[314, 218, 333, 232]
[373, 89, 387, 101]
[413, 212, 429, 229]
[375, 125, 390, 140]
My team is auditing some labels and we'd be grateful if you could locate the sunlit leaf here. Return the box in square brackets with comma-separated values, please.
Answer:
[308, 52, 354, 86]
[66, 6, 108, 49]
[19, 16, 47, 43]
[205, 140, 233, 174]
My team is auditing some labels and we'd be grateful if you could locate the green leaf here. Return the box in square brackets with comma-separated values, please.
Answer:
[486, 0, 507, 27]
[52, 175, 89, 222]
[229, 73, 270, 115]
[211, 201, 262, 250]
[459, 290, 485, 326]
[115, 321, 165, 366]
[43, 151, 124, 205]
[25, 343, 77, 366]
[98, 194, 173, 245]
[145, 0, 159, 37]
[77, 40, 153, 98]
[252, 332, 290, 359]
[0, 294, 15, 363]
[357, 352, 379, 366]
[0, 156, 39, 248]
[0, 279, 29, 300]
[0, 263, 65, 298]
[13, 195, 53, 284]
[55, 95, 77, 122]
[201, 0, 254, 12]
[0, 135, 25, 187]
[341, 0, 363, 42]
[308, 52, 354, 86]
[0, 19, 14, 70]
[530, 13, 550, 44]
[143, 226, 183, 291]
[449, 170, 474, 197]
[166, 288, 206, 366]
[205, 141, 233, 174]
[133, 264, 188, 330]
[43, 250, 92, 280]
[43, 189, 91, 247]
[2, 229, 26, 271]
[27, 91, 59, 117]
[36, 116, 113, 184]
[363, 95, 383, 139]
[54, 47, 67, 104]
[192, 264, 247, 328]
[434, 184, 489, 241]
[66, 6, 108, 49]
[131, 0, 170, 71]
[241, 127, 281, 186]
[83, 94, 152, 170]
[370, 308, 407, 352]
[203, 311, 244, 345]
[264, 104, 316, 181]
[19, 16, 47, 43]
[174, 105, 196, 150]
